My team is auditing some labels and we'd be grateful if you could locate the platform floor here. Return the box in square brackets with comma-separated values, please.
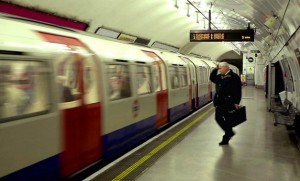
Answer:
[85, 86, 300, 181]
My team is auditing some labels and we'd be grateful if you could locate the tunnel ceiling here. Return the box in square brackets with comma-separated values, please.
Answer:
[3, 0, 299, 62]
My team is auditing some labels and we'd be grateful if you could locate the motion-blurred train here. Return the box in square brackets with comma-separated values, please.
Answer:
[0, 15, 239, 181]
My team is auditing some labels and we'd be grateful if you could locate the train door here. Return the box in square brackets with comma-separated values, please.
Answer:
[180, 58, 199, 109]
[37, 32, 102, 177]
[205, 61, 216, 101]
[202, 66, 210, 103]
[178, 56, 194, 111]
[142, 51, 168, 128]
[209, 67, 215, 100]
[198, 66, 210, 106]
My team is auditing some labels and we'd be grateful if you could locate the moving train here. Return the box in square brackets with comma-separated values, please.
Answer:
[0, 15, 239, 181]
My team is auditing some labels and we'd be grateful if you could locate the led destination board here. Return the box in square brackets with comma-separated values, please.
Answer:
[190, 29, 255, 42]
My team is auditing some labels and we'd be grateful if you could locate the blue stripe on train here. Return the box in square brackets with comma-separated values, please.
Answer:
[192, 98, 196, 110]
[103, 115, 156, 158]
[168, 101, 190, 123]
[199, 94, 210, 107]
[103, 102, 191, 158]
[0, 155, 60, 181]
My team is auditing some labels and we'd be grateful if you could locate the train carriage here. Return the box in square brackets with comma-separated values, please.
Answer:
[0, 15, 226, 180]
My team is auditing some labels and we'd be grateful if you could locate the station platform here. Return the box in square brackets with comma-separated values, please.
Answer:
[84, 86, 300, 181]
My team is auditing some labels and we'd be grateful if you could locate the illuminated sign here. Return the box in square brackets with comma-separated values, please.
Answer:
[118, 33, 137, 42]
[250, 50, 260, 53]
[190, 29, 255, 42]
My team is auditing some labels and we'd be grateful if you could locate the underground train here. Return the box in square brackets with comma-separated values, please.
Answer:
[0, 15, 239, 181]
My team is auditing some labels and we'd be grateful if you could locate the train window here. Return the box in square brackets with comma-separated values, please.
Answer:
[153, 63, 161, 92]
[205, 68, 208, 83]
[141, 51, 167, 91]
[169, 66, 179, 89]
[136, 66, 152, 95]
[107, 64, 131, 100]
[199, 67, 202, 84]
[0, 61, 50, 122]
[159, 62, 167, 90]
[83, 55, 100, 104]
[154, 60, 167, 91]
[55, 55, 80, 103]
[179, 67, 188, 87]
[201, 67, 208, 84]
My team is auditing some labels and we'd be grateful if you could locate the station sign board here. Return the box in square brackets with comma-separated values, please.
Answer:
[190, 29, 255, 42]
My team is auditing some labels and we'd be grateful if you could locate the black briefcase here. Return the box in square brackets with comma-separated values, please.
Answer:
[226, 106, 247, 127]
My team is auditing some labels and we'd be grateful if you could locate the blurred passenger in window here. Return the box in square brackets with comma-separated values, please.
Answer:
[120, 75, 131, 98]
[137, 67, 151, 94]
[172, 75, 179, 89]
[153, 64, 161, 92]
[109, 76, 122, 100]
[16, 65, 35, 112]
[57, 76, 74, 103]
[0, 65, 29, 118]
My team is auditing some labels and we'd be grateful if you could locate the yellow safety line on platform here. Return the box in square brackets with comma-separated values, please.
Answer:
[112, 107, 214, 181]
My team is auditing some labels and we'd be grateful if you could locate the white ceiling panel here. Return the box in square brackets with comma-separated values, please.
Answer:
[3, 0, 300, 61]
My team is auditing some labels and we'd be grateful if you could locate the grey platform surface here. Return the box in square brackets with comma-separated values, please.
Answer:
[136, 86, 300, 181]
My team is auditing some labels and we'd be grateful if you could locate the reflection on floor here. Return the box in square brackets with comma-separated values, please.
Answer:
[137, 86, 300, 181]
